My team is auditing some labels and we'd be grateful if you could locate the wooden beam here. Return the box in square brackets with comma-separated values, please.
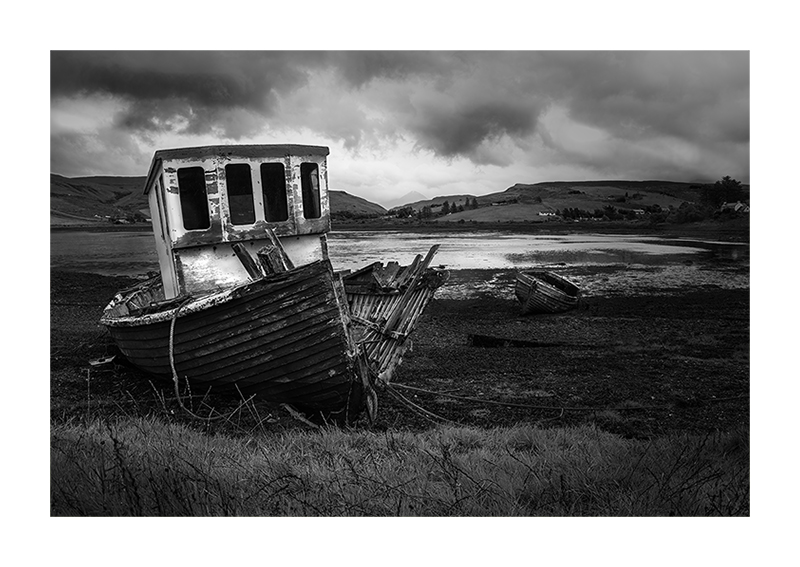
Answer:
[257, 245, 288, 275]
[232, 243, 264, 280]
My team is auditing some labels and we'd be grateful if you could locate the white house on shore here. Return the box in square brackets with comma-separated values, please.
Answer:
[720, 201, 750, 213]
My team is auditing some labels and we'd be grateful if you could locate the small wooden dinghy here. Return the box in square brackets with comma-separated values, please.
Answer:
[100, 144, 446, 424]
[515, 270, 580, 315]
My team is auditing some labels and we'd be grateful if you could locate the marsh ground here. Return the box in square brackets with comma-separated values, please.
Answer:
[51, 260, 748, 439]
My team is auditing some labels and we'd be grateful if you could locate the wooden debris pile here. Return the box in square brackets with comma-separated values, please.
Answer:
[342, 245, 448, 384]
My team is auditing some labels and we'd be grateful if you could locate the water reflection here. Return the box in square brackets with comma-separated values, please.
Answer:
[50, 231, 160, 276]
[50, 229, 749, 277]
[326, 231, 746, 271]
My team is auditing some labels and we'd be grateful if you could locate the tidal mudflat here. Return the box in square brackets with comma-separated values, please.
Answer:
[51, 226, 749, 438]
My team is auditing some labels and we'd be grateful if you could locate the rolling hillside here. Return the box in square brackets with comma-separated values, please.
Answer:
[386, 180, 736, 224]
[329, 190, 386, 218]
[50, 174, 148, 225]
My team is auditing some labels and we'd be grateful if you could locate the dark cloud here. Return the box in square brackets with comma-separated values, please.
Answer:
[50, 51, 750, 182]
[535, 51, 750, 145]
[349, 52, 548, 163]
[51, 51, 318, 104]
[326, 51, 460, 87]
[411, 100, 540, 164]
[50, 129, 150, 177]
[51, 51, 324, 136]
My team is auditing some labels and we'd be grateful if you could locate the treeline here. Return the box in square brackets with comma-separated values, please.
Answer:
[652, 176, 749, 224]
[558, 202, 746, 225]
[393, 197, 480, 219]
[379, 176, 748, 225]
[109, 211, 149, 224]
[700, 176, 747, 207]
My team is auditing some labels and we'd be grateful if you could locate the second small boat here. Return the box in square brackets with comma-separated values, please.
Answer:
[515, 270, 580, 315]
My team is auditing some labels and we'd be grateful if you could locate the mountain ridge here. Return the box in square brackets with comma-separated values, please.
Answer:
[381, 190, 428, 210]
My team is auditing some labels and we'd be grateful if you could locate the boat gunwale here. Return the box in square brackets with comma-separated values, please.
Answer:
[516, 270, 580, 298]
[101, 260, 333, 327]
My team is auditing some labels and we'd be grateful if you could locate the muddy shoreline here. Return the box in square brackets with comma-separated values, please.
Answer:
[51, 217, 750, 242]
[51, 258, 749, 439]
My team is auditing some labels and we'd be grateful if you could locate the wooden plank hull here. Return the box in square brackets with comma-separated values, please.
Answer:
[346, 284, 438, 383]
[101, 260, 365, 422]
[515, 270, 580, 315]
[342, 246, 448, 384]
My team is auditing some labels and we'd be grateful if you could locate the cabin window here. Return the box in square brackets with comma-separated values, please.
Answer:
[301, 162, 321, 219]
[177, 167, 210, 230]
[224, 164, 256, 225]
[260, 163, 289, 222]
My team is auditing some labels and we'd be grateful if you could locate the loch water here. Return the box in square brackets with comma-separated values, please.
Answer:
[50, 229, 749, 277]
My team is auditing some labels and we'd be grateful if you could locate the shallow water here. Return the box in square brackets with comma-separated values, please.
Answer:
[50, 229, 749, 297]
[51, 231, 160, 277]
[329, 231, 749, 270]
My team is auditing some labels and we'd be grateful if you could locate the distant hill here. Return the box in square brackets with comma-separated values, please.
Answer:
[50, 174, 387, 226]
[51, 175, 745, 227]
[329, 190, 387, 218]
[393, 194, 477, 212]
[383, 190, 428, 210]
[50, 174, 148, 225]
[396, 180, 729, 223]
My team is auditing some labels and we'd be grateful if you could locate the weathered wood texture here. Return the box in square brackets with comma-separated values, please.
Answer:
[515, 270, 580, 315]
[232, 243, 264, 280]
[104, 260, 363, 420]
[343, 246, 447, 384]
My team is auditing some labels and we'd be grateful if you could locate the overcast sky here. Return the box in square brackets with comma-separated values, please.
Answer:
[50, 51, 749, 206]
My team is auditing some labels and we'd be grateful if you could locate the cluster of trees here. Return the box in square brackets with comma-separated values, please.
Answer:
[440, 197, 480, 214]
[557, 176, 747, 225]
[557, 207, 604, 220]
[701, 176, 746, 207]
[393, 197, 481, 219]
[556, 206, 638, 221]
[110, 211, 149, 223]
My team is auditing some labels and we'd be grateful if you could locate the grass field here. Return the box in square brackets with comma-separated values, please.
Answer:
[51, 415, 748, 516]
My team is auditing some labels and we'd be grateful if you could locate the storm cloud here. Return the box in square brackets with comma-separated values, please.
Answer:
[50, 51, 749, 202]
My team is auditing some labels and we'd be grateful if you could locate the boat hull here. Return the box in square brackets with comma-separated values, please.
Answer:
[101, 260, 365, 422]
[346, 279, 441, 383]
[341, 246, 448, 384]
[515, 270, 580, 315]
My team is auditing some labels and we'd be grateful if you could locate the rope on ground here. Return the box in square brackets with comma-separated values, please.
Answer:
[384, 384, 459, 425]
[168, 298, 255, 422]
[280, 404, 321, 429]
[390, 383, 749, 413]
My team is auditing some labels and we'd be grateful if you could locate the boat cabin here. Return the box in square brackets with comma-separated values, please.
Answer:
[143, 144, 332, 299]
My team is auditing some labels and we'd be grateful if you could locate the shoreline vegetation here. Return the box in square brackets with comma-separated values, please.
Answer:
[50, 221, 749, 516]
[51, 215, 750, 243]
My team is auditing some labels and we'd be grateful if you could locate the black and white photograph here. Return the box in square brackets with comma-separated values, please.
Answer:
[50, 48, 750, 512]
[29, 7, 791, 561]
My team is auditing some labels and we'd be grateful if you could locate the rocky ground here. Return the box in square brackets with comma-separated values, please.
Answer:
[51, 253, 749, 439]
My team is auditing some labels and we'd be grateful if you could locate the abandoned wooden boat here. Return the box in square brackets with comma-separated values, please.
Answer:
[515, 270, 580, 315]
[100, 144, 446, 424]
[341, 247, 448, 384]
